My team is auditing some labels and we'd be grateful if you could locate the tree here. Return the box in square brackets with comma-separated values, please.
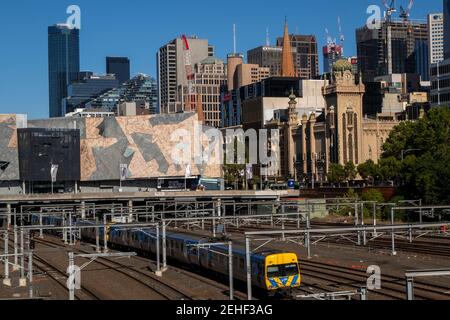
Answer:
[357, 160, 379, 185]
[344, 161, 357, 182]
[327, 164, 346, 186]
[380, 107, 450, 204]
[378, 156, 402, 184]
[223, 164, 245, 189]
[361, 188, 385, 219]
[361, 189, 385, 203]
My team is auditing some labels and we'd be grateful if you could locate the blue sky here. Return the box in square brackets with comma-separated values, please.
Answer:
[0, 0, 443, 119]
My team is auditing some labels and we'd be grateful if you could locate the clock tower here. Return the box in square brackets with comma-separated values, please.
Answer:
[323, 60, 365, 167]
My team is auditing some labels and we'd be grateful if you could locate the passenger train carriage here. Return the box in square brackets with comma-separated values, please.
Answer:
[33, 215, 302, 293]
[106, 226, 301, 292]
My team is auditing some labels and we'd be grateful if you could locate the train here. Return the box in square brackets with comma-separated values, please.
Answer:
[33, 214, 302, 293]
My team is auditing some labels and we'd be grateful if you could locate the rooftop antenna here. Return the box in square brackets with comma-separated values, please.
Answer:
[266, 27, 270, 47]
[233, 24, 237, 54]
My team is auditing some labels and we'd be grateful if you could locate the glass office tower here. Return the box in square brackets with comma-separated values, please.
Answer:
[48, 24, 80, 118]
[106, 57, 130, 85]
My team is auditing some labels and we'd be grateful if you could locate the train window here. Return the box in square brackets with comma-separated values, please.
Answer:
[239, 258, 244, 269]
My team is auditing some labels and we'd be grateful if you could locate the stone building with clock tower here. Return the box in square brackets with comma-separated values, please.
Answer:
[265, 59, 401, 182]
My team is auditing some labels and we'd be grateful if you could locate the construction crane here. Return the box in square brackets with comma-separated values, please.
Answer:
[337, 16, 345, 55]
[382, 0, 397, 22]
[381, 0, 396, 75]
[181, 35, 195, 112]
[399, 0, 414, 22]
[337, 17, 345, 45]
[325, 28, 333, 49]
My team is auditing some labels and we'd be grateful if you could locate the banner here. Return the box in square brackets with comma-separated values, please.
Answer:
[51, 164, 59, 183]
[185, 164, 191, 178]
[246, 164, 253, 180]
[120, 164, 128, 181]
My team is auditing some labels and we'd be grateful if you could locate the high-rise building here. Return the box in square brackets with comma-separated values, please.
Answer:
[226, 53, 270, 91]
[430, 0, 450, 107]
[157, 36, 214, 114]
[64, 73, 119, 114]
[323, 44, 344, 74]
[87, 74, 158, 114]
[276, 34, 319, 79]
[247, 46, 285, 77]
[106, 57, 130, 85]
[356, 19, 429, 82]
[428, 14, 444, 65]
[48, 24, 80, 118]
[177, 57, 227, 128]
[227, 53, 244, 91]
[445, 0, 450, 59]
[248, 25, 318, 79]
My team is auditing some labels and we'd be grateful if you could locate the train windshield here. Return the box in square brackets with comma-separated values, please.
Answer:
[267, 264, 299, 278]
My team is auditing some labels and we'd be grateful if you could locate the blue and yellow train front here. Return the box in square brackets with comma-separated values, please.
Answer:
[265, 253, 301, 291]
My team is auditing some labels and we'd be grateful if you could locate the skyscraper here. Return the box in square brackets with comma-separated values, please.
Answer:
[430, 0, 450, 107]
[428, 13, 444, 65]
[106, 57, 130, 85]
[276, 34, 319, 79]
[157, 36, 214, 114]
[356, 20, 429, 81]
[177, 57, 227, 128]
[48, 24, 80, 118]
[64, 73, 119, 113]
[247, 46, 285, 77]
[445, 0, 450, 59]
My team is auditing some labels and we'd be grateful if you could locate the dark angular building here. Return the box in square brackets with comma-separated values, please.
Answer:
[106, 57, 130, 85]
[17, 128, 80, 193]
[48, 24, 80, 118]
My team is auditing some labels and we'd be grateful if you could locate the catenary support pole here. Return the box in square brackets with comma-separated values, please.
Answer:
[156, 225, 161, 277]
[19, 228, 26, 286]
[95, 217, 100, 253]
[13, 223, 18, 270]
[69, 252, 75, 301]
[162, 222, 167, 271]
[362, 203, 367, 245]
[39, 213, 43, 239]
[228, 241, 234, 300]
[245, 237, 252, 300]
[28, 249, 33, 299]
[406, 278, 414, 300]
[3, 232, 11, 286]
[103, 215, 108, 252]
[391, 208, 397, 256]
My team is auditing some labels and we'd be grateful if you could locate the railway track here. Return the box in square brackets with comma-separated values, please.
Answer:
[33, 237, 191, 300]
[1, 234, 101, 300]
[300, 260, 450, 300]
[124, 252, 249, 300]
[32, 253, 102, 300]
